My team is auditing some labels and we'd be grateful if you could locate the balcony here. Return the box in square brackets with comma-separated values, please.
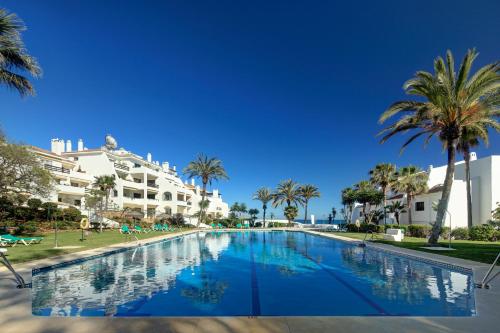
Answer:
[147, 182, 159, 189]
[56, 184, 86, 196]
[44, 164, 70, 174]
[114, 162, 130, 172]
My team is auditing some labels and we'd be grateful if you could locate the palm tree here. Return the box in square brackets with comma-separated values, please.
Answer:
[248, 208, 259, 227]
[379, 49, 499, 244]
[272, 179, 302, 226]
[392, 166, 428, 225]
[0, 8, 41, 96]
[183, 154, 228, 226]
[369, 163, 397, 224]
[385, 201, 406, 225]
[331, 207, 337, 223]
[253, 187, 272, 228]
[299, 184, 320, 224]
[230, 202, 240, 217]
[341, 187, 356, 225]
[284, 206, 298, 226]
[457, 127, 485, 229]
[238, 203, 248, 218]
[93, 175, 116, 232]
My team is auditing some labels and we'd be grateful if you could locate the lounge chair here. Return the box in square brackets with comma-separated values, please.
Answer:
[210, 223, 216, 229]
[0, 237, 18, 247]
[384, 228, 404, 242]
[217, 223, 223, 229]
[236, 223, 242, 229]
[162, 223, 170, 232]
[0, 234, 43, 246]
[120, 225, 132, 234]
[134, 225, 151, 233]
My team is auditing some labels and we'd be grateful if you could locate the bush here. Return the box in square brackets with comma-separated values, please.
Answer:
[407, 225, 431, 238]
[384, 224, 407, 234]
[492, 230, 500, 242]
[469, 224, 495, 241]
[450, 227, 469, 240]
[62, 207, 83, 222]
[440, 226, 451, 239]
[15, 221, 38, 235]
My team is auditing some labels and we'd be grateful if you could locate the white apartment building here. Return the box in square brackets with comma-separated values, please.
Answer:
[30, 135, 229, 221]
[351, 153, 500, 229]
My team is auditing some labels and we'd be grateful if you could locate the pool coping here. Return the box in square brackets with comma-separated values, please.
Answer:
[1, 228, 499, 333]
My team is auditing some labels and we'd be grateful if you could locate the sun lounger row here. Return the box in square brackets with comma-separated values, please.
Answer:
[0, 234, 44, 246]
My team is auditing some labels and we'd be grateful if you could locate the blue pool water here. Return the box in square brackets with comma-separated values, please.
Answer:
[32, 231, 476, 317]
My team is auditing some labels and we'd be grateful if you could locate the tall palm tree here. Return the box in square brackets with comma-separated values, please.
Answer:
[253, 187, 272, 228]
[392, 166, 428, 225]
[238, 202, 248, 217]
[369, 163, 397, 225]
[299, 184, 320, 224]
[183, 154, 228, 226]
[0, 8, 41, 96]
[272, 179, 302, 226]
[379, 49, 499, 244]
[93, 175, 116, 232]
[457, 127, 484, 229]
[341, 187, 356, 225]
[248, 208, 259, 227]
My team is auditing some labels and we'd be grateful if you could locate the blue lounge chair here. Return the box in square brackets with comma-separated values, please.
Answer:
[120, 225, 131, 234]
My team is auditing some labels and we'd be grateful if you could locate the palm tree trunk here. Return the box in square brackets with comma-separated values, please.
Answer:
[383, 186, 387, 225]
[429, 141, 457, 245]
[304, 200, 308, 224]
[463, 145, 473, 229]
[262, 206, 266, 228]
[395, 212, 400, 225]
[407, 193, 412, 225]
[198, 182, 207, 227]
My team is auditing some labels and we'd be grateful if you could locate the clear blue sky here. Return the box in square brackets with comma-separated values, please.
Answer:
[1, 0, 499, 219]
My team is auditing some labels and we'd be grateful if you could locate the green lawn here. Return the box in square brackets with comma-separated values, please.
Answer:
[332, 232, 500, 265]
[3, 229, 187, 264]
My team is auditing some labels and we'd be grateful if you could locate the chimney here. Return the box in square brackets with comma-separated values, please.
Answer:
[51, 139, 60, 154]
[196, 185, 200, 194]
[77, 139, 84, 151]
[147, 153, 152, 163]
[470, 152, 477, 161]
[213, 189, 219, 198]
[173, 165, 176, 171]
[58, 139, 65, 153]
[184, 180, 188, 184]
[191, 178, 195, 186]
[66, 140, 72, 152]
[162, 161, 169, 171]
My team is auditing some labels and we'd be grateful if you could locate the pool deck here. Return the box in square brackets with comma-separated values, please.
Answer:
[1, 228, 499, 333]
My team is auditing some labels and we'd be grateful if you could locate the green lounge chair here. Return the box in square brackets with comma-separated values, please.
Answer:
[120, 225, 131, 234]
[210, 223, 216, 229]
[154, 224, 163, 231]
[134, 225, 151, 233]
[236, 223, 242, 229]
[0, 237, 18, 247]
[217, 223, 223, 229]
[0, 234, 43, 246]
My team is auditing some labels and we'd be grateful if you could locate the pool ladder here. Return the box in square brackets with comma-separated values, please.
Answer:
[359, 231, 375, 248]
[0, 249, 27, 288]
[476, 251, 500, 289]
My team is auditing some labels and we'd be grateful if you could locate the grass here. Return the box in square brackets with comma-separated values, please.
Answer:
[332, 232, 500, 265]
[3, 229, 187, 264]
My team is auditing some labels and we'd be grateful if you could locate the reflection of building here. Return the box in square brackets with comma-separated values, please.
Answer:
[33, 233, 209, 316]
[351, 154, 500, 228]
[204, 233, 231, 260]
[29, 135, 229, 220]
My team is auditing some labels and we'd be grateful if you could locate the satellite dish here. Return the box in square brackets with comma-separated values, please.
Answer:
[104, 134, 117, 150]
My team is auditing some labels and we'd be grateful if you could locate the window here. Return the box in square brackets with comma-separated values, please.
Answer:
[163, 192, 172, 201]
[164, 207, 172, 215]
[113, 190, 118, 197]
[415, 202, 425, 211]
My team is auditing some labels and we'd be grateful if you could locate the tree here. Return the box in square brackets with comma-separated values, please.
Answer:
[230, 202, 241, 217]
[92, 175, 116, 232]
[253, 187, 272, 228]
[379, 49, 500, 244]
[341, 187, 356, 224]
[331, 207, 337, 224]
[283, 206, 298, 226]
[457, 127, 484, 229]
[0, 140, 53, 200]
[385, 201, 406, 225]
[248, 208, 259, 227]
[369, 163, 397, 224]
[183, 154, 228, 226]
[299, 184, 320, 224]
[354, 181, 383, 222]
[392, 166, 428, 225]
[0, 8, 41, 96]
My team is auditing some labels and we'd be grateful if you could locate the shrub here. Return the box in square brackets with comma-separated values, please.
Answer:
[62, 207, 82, 222]
[440, 226, 451, 239]
[15, 221, 38, 235]
[469, 224, 495, 241]
[358, 223, 384, 233]
[450, 227, 469, 240]
[384, 224, 407, 234]
[407, 225, 431, 238]
[492, 230, 500, 242]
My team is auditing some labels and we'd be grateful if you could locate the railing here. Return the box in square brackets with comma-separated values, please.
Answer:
[114, 163, 130, 171]
[44, 164, 70, 174]
[0, 248, 27, 288]
[476, 251, 500, 289]
[147, 183, 159, 188]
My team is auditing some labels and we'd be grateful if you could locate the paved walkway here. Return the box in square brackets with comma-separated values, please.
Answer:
[0, 229, 499, 333]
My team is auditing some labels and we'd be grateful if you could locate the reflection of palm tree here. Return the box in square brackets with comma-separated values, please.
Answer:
[91, 260, 116, 292]
[181, 277, 228, 304]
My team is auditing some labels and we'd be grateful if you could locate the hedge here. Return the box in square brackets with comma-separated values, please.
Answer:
[469, 224, 495, 241]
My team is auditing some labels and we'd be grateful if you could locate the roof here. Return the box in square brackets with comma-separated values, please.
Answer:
[387, 194, 404, 200]
[427, 184, 444, 194]
[29, 146, 76, 164]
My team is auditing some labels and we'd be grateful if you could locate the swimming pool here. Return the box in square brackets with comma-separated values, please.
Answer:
[32, 231, 476, 317]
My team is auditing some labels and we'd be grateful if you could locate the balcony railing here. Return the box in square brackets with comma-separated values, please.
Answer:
[114, 163, 130, 171]
[147, 183, 159, 188]
[44, 164, 70, 174]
